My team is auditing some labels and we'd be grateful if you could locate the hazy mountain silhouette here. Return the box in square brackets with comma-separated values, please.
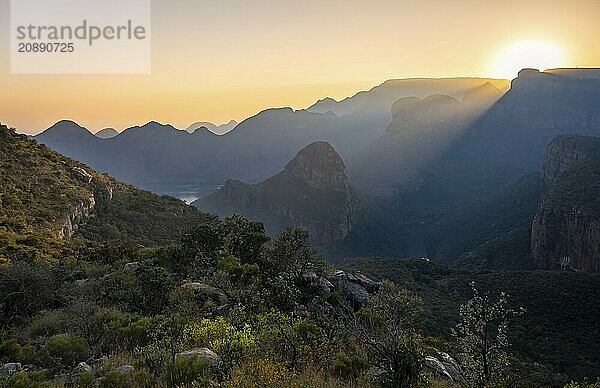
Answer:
[34, 77, 507, 198]
[193, 141, 361, 245]
[307, 77, 509, 117]
[94, 128, 119, 139]
[186, 120, 238, 135]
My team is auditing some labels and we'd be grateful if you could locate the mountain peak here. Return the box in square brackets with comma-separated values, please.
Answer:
[284, 141, 348, 190]
[37, 120, 94, 140]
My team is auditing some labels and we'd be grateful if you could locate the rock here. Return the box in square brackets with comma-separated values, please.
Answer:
[354, 273, 380, 293]
[123, 262, 140, 271]
[76, 361, 92, 373]
[532, 135, 600, 273]
[425, 356, 453, 380]
[70, 167, 93, 184]
[115, 364, 134, 374]
[181, 283, 228, 305]
[317, 277, 334, 293]
[0, 362, 22, 374]
[327, 270, 369, 306]
[177, 348, 221, 365]
[425, 352, 463, 381]
[438, 352, 463, 380]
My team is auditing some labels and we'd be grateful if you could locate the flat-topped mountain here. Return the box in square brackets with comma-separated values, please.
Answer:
[193, 141, 361, 245]
[307, 77, 509, 117]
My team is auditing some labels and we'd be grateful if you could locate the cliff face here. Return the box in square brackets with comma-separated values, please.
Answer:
[487, 69, 600, 131]
[193, 142, 361, 245]
[531, 135, 600, 272]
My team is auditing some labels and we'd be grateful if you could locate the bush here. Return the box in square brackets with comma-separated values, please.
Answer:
[163, 356, 210, 387]
[330, 352, 368, 380]
[43, 333, 90, 369]
[183, 317, 255, 369]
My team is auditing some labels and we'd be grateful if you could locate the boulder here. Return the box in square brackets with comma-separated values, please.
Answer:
[354, 273, 380, 293]
[75, 361, 92, 373]
[0, 362, 22, 374]
[425, 356, 453, 380]
[326, 270, 369, 306]
[438, 352, 463, 380]
[177, 348, 221, 366]
[317, 277, 334, 293]
[123, 262, 140, 272]
[181, 282, 228, 305]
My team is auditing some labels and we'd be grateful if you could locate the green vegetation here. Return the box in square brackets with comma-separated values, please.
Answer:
[344, 257, 600, 381]
[0, 124, 209, 262]
[1, 124, 598, 387]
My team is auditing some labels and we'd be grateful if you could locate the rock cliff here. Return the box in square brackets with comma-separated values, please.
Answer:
[531, 135, 600, 272]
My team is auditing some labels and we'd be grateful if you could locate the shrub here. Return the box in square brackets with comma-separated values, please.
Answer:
[43, 333, 90, 369]
[163, 355, 210, 388]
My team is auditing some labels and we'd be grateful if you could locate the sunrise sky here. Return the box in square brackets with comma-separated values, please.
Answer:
[1, 0, 599, 134]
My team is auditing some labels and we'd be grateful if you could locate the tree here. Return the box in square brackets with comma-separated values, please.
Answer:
[453, 282, 524, 388]
[348, 280, 425, 387]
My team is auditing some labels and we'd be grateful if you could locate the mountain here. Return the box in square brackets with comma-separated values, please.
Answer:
[193, 141, 361, 245]
[94, 128, 119, 139]
[186, 120, 238, 135]
[349, 86, 503, 193]
[531, 135, 600, 273]
[33, 78, 508, 198]
[307, 77, 509, 118]
[0, 123, 209, 261]
[426, 134, 600, 273]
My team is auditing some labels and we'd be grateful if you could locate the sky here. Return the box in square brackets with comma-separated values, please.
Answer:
[1, 0, 599, 134]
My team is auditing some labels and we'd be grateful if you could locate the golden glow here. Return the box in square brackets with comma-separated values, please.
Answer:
[1, 0, 599, 134]
[490, 40, 567, 79]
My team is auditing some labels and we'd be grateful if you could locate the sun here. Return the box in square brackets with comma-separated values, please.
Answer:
[490, 40, 567, 79]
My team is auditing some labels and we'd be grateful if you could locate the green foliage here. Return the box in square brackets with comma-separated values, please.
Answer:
[350, 280, 425, 387]
[330, 352, 368, 380]
[183, 317, 255, 369]
[163, 355, 210, 388]
[42, 333, 90, 369]
[453, 282, 524, 387]
[0, 371, 53, 388]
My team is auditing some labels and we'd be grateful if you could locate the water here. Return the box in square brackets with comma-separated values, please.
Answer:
[147, 183, 222, 204]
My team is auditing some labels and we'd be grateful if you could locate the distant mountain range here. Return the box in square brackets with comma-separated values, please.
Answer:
[33, 77, 508, 195]
[29, 69, 600, 266]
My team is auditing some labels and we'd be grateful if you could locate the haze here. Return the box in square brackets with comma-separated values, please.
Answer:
[1, 0, 599, 134]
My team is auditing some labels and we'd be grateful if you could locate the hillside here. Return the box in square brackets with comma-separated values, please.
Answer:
[344, 257, 600, 380]
[0, 124, 209, 261]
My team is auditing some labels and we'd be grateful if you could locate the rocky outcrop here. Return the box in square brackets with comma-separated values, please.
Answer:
[425, 351, 463, 382]
[324, 270, 380, 307]
[59, 196, 97, 238]
[193, 142, 361, 245]
[531, 135, 600, 273]
[541, 135, 600, 185]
